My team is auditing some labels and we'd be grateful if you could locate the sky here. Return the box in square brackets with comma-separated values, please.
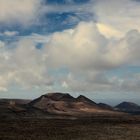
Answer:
[0, 0, 140, 105]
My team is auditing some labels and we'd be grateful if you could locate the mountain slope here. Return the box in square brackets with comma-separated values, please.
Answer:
[76, 95, 97, 105]
[98, 103, 113, 110]
[0, 99, 51, 118]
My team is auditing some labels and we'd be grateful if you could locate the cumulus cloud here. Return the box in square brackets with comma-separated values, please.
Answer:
[0, 37, 53, 91]
[46, 22, 140, 71]
[0, 21, 140, 92]
[0, 0, 42, 26]
[45, 22, 140, 92]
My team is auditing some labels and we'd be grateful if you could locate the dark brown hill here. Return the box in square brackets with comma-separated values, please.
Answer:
[29, 93, 119, 116]
[115, 102, 140, 113]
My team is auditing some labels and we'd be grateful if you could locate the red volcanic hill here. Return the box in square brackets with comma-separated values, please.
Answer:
[0, 93, 129, 118]
[29, 93, 119, 116]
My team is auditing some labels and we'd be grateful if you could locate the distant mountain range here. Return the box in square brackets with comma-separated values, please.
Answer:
[0, 93, 140, 118]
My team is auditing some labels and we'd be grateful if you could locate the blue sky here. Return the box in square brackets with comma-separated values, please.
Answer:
[0, 0, 140, 105]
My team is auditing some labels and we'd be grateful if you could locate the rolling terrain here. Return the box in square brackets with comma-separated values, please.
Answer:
[0, 93, 140, 119]
[29, 93, 120, 117]
[0, 93, 125, 118]
[0, 93, 140, 140]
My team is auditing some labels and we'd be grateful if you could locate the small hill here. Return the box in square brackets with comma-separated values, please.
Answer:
[115, 102, 140, 113]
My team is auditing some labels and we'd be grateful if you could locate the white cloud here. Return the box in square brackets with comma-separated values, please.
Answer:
[46, 22, 136, 71]
[0, 36, 53, 91]
[0, 41, 5, 48]
[45, 22, 140, 92]
[0, 0, 140, 95]
[0, 31, 19, 37]
[3, 31, 19, 37]
[0, 21, 140, 92]
[96, 23, 123, 38]
[93, 0, 140, 34]
[0, 0, 42, 26]
[40, 0, 140, 36]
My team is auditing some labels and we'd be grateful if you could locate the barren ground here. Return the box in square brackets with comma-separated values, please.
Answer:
[0, 115, 140, 140]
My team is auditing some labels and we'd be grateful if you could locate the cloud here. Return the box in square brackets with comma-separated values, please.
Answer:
[44, 0, 140, 35]
[0, 0, 139, 36]
[0, 40, 5, 48]
[0, 21, 140, 92]
[62, 71, 140, 93]
[93, 0, 140, 34]
[0, 36, 53, 91]
[39, 0, 140, 36]
[46, 22, 128, 71]
[0, 0, 42, 26]
[96, 23, 123, 38]
[45, 22, 140, 92]
[0, 31, 19, 37]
